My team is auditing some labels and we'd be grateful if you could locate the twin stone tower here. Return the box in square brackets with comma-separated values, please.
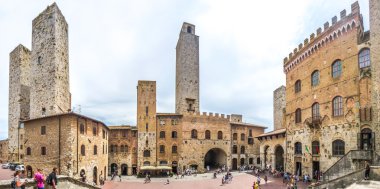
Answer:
[8, 3, 200, 161]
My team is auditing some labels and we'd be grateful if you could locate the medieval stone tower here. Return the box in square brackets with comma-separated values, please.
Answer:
[8, 45, 31, 161]
[29, 3, 71, 119]
[8, 3, 71, 161]
[370, 0, 380, 153]
[273, 86, 286, 130]
[175, 22, 200, 114]
[137, 81, 157, 167]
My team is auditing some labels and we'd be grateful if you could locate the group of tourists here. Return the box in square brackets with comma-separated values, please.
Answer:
[11, 167, 58, 189]
[221, 172, 233, 185]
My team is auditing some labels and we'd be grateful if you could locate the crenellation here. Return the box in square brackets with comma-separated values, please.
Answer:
[351, 1, 360, 14]
[310, 33, 315, 41]
[340, 9, 347, 19]
[324, 21, 330, 30]
[317, 27, 322, 35]
[332, 16, 338, 25]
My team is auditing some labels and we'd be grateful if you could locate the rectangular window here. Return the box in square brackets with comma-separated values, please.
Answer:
[159, 145, 165, 153]
[41, 147, 46, 155]
[20, 145, 23, 150]
[172, 146, 177, 153]
[41, 126, 46, 135]
[146, 106, 148, 116]
[248, 138, 254, 145]
[249, 129, 252, 137]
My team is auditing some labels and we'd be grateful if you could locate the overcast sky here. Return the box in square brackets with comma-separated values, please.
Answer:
[0, 0, 370, 140]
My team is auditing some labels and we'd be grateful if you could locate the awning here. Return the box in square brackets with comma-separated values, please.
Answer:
[156, 166, 172, 170]
[140, 166, 172, 170]
[140, 166, 156, 170]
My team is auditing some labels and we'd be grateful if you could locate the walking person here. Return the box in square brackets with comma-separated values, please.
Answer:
[13, 170, 26, 189]
[34, 168, 45, 189]
[47, 167, 58, 189]
[365, 161, 371, 180]
[264, 175, 268, 184]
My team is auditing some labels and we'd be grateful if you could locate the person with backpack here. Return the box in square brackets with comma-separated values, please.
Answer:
[46, 167, 58, 189]
[12, 170, 26, 189]
[34, 168, 45, 189]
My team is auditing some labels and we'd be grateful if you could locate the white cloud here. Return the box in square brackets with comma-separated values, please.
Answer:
[0, 0, 370, 139]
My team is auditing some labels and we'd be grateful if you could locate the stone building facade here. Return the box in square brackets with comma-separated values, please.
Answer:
[23, 113, 108, 185]
[108, 126, 138, 176]
[8, 3, 71, 162]
[282, 1, 377, 177]
[0, 139, 9, 163]
[257, 85, 286, 171]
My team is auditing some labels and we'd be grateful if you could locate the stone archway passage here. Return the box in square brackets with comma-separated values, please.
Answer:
[275, 145, 284, 171]
[204, 148, 227, 170]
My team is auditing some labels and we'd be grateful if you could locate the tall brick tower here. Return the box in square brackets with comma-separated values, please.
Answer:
[30, 3, 71, 119]
[137, 81, 157, 168]
[175, 22, 200, 114]
[8, 45, 31, 161]
[370, 0, 380, 153]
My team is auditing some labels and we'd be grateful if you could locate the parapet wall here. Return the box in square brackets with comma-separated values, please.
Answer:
[283, 1, 362, 74]
[183, 111, 230, 120]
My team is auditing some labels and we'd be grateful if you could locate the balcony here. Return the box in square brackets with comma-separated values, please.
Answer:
[306, 115, 322, 129]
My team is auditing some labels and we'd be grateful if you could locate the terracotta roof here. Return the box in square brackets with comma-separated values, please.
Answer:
[108, 125, 136, 130]
[22, 112, 108, 129]
[256, 128, 286, 137]
[230, 122, 267, 129]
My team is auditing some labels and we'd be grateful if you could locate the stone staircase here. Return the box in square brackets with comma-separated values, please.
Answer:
[313, 150, 380, 189]
[345, 180, 380, 189]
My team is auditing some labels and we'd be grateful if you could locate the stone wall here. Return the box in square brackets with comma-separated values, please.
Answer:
[30, 3, 71, 119]
[175, 22, 200, 114]
[259, 135, 286, 170]
[8, 45, 31, 162]
[0, 140, 9, 163]
[370, 0, 380, 155]
[273, 86, 286, 130]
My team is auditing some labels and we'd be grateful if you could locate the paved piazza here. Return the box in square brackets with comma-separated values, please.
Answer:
[102, 172, 310, 189]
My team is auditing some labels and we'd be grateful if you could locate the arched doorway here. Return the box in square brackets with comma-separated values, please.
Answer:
[26, 165, 33, 178]
[104, 166, 107, 180]
[110, 163, 118, 175]
[264, 146, 269, 168]
[172, 161, 178, 174]
[275, 145, 284, 171]
[232, 158, 238, 170]
[204, 148, 227, 170]
[240, 158, 245, 166]
[93, 166, 98, 185]
[359, 128, 373, 150]
[121, 164, 128, 176]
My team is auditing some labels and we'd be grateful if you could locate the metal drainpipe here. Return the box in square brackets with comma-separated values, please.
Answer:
[77, 117, 79, 174]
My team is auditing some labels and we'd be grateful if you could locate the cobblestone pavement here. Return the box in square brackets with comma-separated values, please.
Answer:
[0, 167, 13, 181]
[102, 172, 310, 189]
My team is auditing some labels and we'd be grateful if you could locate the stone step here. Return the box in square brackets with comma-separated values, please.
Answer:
[345, 180, 380, 189]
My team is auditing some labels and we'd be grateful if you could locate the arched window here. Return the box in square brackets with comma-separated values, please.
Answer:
[295, 80, 301, 93]
[191, 129, 198, 139]
[241, 133, 245, 141]
[120, 145, 124, 152]
[332, 140, 345, 156]
[94, 145, 98, 155]
[233, 133, 237, 140]
[249, 158, 253, 164]
[80, 124, 85, 134]
[359, 48, 370, 68]
[332, 60, 342, 78]
[81, 145, 85, 156]
[257, 157, 261, 164]
[172, 131, 177, 138]
[218, 131, 223, 140]
[160, 131, 165, 138]
[232, 145, 238, 154]
[295, 142, 302, 154]
[110, 145, 114, 153]
[125, 145, 128, 153]
[295, 108, 302, 123]
[143, 150, 150, 157]
[332, 96, 343, 116]
[172, 145, 177, 153]
[143, 161, 150, 166]
[311, 70, 319, 86]
[113, 145, 118, 153]
[241, 146, 245, 154]
[205, 130, 211, 139]
[312, 141, 320, 155]
[312, 103, 320, 120]
[93, 126, 97, 136]
[26, 147, 31, 155]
